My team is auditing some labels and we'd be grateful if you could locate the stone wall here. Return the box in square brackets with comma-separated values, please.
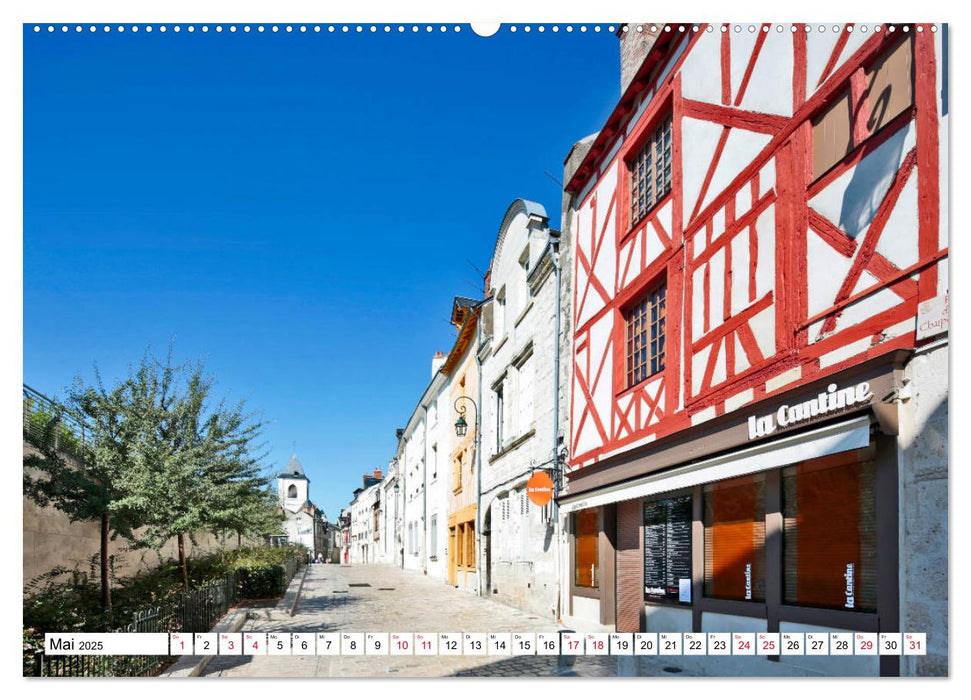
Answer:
[24, 443, 253, 589]
[897, 341, 948, 676]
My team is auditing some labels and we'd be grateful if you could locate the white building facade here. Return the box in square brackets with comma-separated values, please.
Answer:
[276, 453, 331, 558]
[347, 472, 382, 564]
[397, 352, 451, 579]
[477, 199, 569, 619]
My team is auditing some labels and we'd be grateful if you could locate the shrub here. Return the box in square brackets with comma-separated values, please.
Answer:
[23, 545, 308, 640]
[237, 564, 286, 599]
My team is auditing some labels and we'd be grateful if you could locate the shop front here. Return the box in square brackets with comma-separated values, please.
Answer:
[560, 350, 910, 676]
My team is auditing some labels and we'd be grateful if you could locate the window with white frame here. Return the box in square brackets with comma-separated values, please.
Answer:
[517, 352, 534, 432]
[495, 383, 505, 452]
[518, 246, 531, 317]
[495, 287, 506, 340]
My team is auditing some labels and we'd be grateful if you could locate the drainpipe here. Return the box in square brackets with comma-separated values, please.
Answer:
[474, 308, 484, 597]
[401, 441, 406, 569]
[551, 230, 563, 622]
[422, 405, 429, 576]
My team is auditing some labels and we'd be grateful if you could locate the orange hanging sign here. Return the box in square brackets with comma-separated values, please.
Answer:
[526, 470, 554, 507]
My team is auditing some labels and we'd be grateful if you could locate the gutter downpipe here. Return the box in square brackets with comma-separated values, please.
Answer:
[422, 405, 429, 576]
[551, 232, 563, 622]
[401, 441, 406, 569]
[474, 307, 485, 597]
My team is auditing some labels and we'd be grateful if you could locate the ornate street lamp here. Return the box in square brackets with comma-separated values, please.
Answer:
[454, 396, 476, 437]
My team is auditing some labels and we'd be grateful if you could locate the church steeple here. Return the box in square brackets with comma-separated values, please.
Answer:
[278, 452, 310, 507]
[278, 452, 309, 482]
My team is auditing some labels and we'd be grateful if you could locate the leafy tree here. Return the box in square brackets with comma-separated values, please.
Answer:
[23, 369, 149, 617]
[214, 483, 285, 550]
[25, 348, 276, 608]
[118, 360, 270, 591]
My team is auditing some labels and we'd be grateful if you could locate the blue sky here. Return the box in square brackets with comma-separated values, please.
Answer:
[23, 24, 619, 521]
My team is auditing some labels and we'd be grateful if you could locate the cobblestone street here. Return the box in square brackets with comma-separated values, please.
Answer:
[203, 563, 624, 678]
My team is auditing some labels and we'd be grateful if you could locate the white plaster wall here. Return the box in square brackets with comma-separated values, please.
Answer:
[402, 422, 426, 572]
[644, 605, 692, 633]
[737, 30, 794, 117]
[572, 595, 600, 624]
[479, 205, 562, 619]
[283, 510, 315, 553]
[679, 30, 721, 105]
[279, 476, 308, 508]
[425, 386, 449, 581]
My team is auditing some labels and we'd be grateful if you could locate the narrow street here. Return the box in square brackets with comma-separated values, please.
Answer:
[203, 563, 621, 677]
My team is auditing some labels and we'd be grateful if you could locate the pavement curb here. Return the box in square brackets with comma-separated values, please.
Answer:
[288, 565, 310, 617]
[274, 564, 308, 618]
[159, 609, 247, 678]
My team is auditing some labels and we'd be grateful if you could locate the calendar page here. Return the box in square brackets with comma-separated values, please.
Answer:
[18, 0, 950, 687]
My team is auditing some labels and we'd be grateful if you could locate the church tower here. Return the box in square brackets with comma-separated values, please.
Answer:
[278, 452, 309, 509]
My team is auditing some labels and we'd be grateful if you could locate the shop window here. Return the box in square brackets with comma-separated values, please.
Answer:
[574, 508, 600, 588]
[629, 113, 673, 226]
[782, 457, 877, 612]
[704, 475, 766, 602]
[643, 494, 692, 604]
[626, 282, 667, 387]
[812, 36, 914, 180]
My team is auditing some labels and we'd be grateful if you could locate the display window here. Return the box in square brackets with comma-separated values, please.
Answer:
[783, 454, 877, 612]
[574, 508, 600, 588]
[704, 474, 766, 602]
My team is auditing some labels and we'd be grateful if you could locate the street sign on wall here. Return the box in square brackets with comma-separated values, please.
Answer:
[526, 471, 554, 507]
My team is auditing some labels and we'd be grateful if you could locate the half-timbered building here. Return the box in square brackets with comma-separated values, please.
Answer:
[559, 23, 947, 677]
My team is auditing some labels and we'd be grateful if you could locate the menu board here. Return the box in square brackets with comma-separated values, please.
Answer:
[644, 495, 692, 604]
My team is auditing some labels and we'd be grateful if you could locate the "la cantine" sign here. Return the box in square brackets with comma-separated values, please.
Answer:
[747, 381, 874, 440]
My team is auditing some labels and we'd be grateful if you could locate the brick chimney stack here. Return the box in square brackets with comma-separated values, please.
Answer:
[374, 469, 382, 480]
[618, 23, 662, 93]
[432, 350, 447, 377]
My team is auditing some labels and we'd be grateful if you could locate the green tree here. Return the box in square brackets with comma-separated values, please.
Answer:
[120, 361, 270, 591]
[215, 484, 285, 550]
[23, 370, 149, 617]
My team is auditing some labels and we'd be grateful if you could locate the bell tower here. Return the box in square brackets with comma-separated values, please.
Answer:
[278, 452, 309, 508]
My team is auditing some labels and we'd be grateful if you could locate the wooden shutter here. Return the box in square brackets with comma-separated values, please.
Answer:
[616, 498, 643, 632]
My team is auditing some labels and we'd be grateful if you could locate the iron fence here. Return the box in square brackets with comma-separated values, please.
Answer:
[31, 559, 301, 677]
[22, 384, 89, 459]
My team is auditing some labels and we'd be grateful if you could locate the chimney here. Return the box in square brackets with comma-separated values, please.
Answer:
[431, 350, 447, 377]
[618, 23, 662, 93]
[374, 469, 382, 480]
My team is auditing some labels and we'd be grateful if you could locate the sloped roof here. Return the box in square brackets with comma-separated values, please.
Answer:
[278, 452, 309, 481]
